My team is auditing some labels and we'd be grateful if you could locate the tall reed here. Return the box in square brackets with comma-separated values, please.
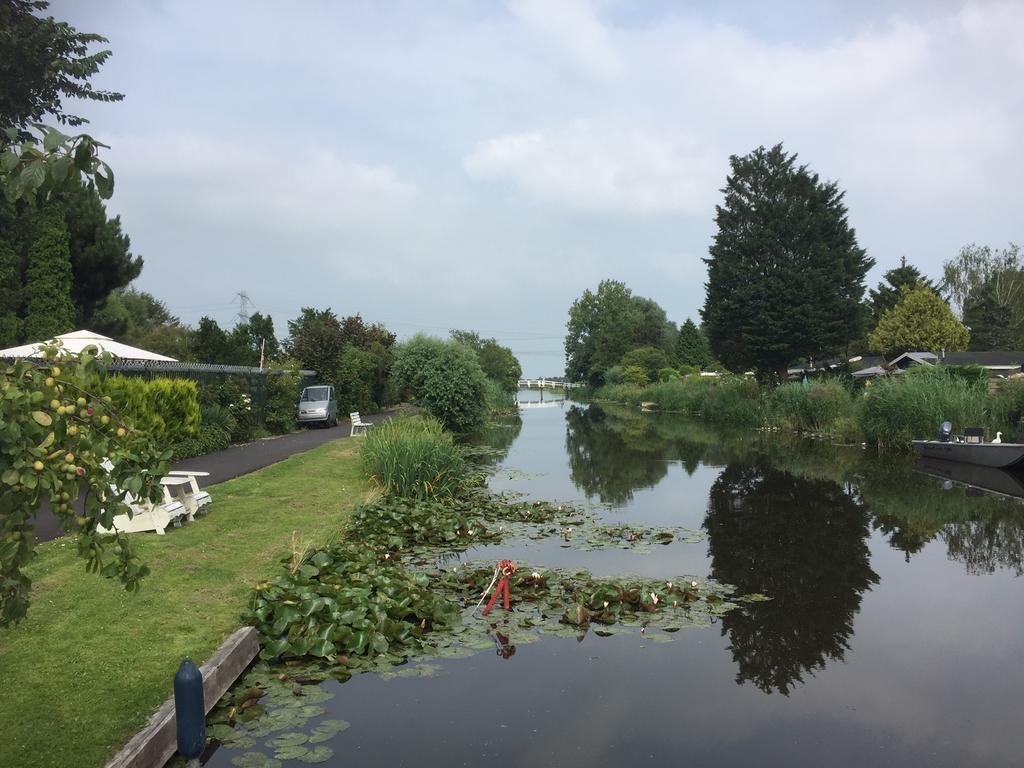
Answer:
[860, 367, 993, 449]
[361, 415, 466, 499]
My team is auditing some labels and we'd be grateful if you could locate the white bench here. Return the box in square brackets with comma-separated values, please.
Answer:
[350, 412, 373, 437]
[167, 470, 213, 516]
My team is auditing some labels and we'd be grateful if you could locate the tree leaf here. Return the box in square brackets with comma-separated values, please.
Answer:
[31, 411, 52, 426]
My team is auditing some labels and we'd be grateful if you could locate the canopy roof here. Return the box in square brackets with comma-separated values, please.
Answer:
[0, 330, 177, 362]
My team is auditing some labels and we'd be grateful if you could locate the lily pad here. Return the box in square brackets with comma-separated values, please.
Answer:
[297, 746, 335, 763]
[308, 719, 350, 744]
[267, 731, 309, 748]
[231, 753, 281, 768]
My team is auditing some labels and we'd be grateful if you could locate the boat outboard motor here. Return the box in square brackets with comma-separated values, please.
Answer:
[937, 421, 953, 442]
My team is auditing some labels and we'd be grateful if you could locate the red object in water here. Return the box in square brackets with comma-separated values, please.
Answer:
[482, 560, 516, 616]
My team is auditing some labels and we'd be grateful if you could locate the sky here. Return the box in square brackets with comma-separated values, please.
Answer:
[51, 0, 1024, 376]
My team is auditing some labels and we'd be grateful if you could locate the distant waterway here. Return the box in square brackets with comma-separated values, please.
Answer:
[204, 394, 1024, 767]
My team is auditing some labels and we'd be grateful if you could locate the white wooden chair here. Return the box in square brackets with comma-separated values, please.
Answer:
[95, 459, 189, 535]
[167, 470, 213, 516]
[350, 412, 373, 437]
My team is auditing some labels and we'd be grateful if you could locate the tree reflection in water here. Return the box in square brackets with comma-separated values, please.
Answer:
[705, 464, 879, 695]
[942, 513, 1024, 576]
[564, 405, 671, 505]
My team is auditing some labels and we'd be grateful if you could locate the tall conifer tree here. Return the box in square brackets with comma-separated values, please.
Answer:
[702, 144, 873, 378]
[22, 203, 75, 340]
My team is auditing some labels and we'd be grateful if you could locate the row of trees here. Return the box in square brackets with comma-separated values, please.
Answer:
[566, 144, 1016, 382]
[564, 279, 713, 385]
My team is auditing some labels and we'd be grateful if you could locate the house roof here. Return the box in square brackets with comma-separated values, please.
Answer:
[941, 351, 1024, 368]
[851, 365, 887, 378]
[889, 352, 938, 368]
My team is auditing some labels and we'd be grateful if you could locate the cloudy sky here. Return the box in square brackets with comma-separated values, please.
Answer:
[52, 0, 1023, 375]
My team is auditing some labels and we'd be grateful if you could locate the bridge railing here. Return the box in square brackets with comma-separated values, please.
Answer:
[517, 378, 585, 389]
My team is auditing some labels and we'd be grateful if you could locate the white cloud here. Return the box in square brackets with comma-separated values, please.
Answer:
[464, 121, 722, 216]
[508, 0, 622, 79]
[105, 132, 417, 235]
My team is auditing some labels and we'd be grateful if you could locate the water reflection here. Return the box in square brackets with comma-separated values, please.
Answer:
[564, 405, 670, 504]
[705, 464, 879, 694]
[942, 514, 1024, 576]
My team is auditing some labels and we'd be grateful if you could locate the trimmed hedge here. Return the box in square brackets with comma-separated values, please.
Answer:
[103, 375, 201, 443]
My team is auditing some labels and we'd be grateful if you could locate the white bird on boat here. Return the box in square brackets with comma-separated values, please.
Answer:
[992, 432, 1003, 444]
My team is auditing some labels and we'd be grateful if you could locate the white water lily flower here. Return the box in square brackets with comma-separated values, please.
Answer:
[690, 580, 698, 589]
[467, 530, 474, 536]
[666, 581, 673, 589]
[531, 571, 541, 579]
[651, 592, 659, 605]
[603, 601, 609, 608]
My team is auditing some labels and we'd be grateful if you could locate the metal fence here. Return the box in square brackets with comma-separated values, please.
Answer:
[106, 361, 317, 426]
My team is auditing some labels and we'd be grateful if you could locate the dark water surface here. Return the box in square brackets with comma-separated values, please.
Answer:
[206, 399, 1024, 767]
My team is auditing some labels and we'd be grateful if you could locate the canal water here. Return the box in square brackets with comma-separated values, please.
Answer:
[205, 397, 1024, 767]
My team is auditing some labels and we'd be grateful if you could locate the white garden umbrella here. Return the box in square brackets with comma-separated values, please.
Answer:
[0, 329, 177, 361]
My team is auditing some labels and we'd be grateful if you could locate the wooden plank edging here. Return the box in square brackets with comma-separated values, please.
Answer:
[104, 626, 260, 768]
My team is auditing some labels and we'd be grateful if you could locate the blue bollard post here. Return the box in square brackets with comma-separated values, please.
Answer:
[174, 658, 205, 764]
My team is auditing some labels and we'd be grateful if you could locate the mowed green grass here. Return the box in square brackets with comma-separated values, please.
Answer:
[0, 439, 371, 768]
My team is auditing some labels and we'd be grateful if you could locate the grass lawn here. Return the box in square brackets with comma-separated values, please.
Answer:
[0, 438, 371, 768]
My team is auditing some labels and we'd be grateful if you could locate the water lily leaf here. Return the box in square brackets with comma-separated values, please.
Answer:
[231, 753, 281, 768]
[267, 731, 309, 748]
[273, 745, 310, 760]
[297, 746, 335, 763]
[308, 719, 350, 743]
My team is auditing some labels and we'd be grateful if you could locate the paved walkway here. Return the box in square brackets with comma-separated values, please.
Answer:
[32, 413, 389, 543]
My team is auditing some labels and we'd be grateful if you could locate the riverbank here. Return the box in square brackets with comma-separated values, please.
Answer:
[0, 439, 372, 768]
[595, 366, 1024, 448]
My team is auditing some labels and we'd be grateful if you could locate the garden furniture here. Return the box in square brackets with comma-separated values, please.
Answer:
[350, 412, 373, 437]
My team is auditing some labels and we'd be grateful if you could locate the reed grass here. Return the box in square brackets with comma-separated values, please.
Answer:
[361, 415, 466, 499]
[860, 367, 993, 449]
[596, 367, 1020, 448]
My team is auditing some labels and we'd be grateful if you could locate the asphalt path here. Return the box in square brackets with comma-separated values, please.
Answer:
[32, 414, 386, 543]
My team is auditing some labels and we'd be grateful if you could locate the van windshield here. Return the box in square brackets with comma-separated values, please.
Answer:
[301, 387, 330, 402]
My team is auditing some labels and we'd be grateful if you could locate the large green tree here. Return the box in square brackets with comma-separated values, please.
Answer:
[868, 284, 969, 358]
[943, 243, 1024, 349]
[701, 144, 873, 379]
[22, 202, 75, 340]
[962, 276, 1020, 350]
[0, 0, 123, 132]
[62, 182, 143, 326]
[565, 280, 676, 385]
[450, 329, 522, 392]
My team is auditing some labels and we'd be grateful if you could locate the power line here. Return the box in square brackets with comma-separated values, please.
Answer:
[235, 291, 252, 325]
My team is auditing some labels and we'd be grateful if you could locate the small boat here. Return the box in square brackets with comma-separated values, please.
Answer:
[912, 440, 1024, 468]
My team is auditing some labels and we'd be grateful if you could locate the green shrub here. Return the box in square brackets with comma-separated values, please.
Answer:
[264, 363, 302, 434]
[658, 367, 680, 382]
[199, 403, 236, 435]
[603, 365, 625, 385]
[620, 364, 650, 387]
[103, 376, 201, 443]
[391, 334, 448, 401]
[393, 338, 489, 433]
[169, 425, 230, 459]
[482, 377, 517, 419]
[361, 415, 466, 499]
[619, 346, 670, 383]
[860, 367, 992, 449]
[337, 344, 378, 414]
